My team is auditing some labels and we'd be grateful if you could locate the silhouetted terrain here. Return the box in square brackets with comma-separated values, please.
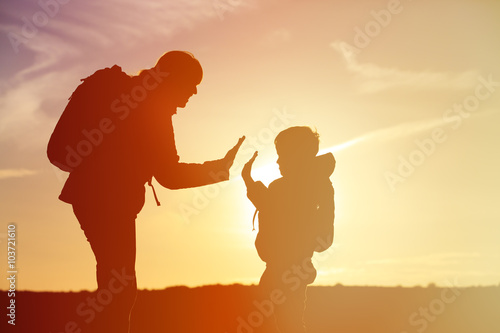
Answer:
[2, 284, 499, 333]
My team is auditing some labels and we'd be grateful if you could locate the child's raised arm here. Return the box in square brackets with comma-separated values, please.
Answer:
[242, 151, 258, 186]
[242, 152, 269, 211]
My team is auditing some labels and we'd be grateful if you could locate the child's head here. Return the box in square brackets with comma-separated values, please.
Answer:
[274, 126, 320, 177]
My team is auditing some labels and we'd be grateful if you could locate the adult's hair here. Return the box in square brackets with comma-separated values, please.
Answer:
[154, 50, 203, 83]
[275, 126, 320, 158]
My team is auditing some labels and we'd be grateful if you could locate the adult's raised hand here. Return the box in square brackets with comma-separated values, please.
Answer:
[222, 136, 246, 170]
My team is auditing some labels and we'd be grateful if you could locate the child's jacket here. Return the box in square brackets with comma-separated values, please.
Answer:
[246, 153, 335, 266]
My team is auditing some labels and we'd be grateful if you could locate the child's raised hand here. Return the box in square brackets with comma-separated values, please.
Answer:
[242, 151, 258, 184]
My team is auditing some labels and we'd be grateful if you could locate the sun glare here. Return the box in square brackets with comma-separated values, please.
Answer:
[251, 160, 282, 186]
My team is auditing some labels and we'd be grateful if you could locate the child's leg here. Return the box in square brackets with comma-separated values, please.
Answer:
[274, 283, 308, 333]
[273, 259, 316, 333]
[257, 265, 283, 333]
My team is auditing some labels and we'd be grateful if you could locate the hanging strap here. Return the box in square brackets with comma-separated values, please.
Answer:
[148, 178, 161, 206]
[252, 209, 259, 231]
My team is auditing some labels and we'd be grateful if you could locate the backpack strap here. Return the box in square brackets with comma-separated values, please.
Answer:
[252, 209, 258, 231]
[148, 177, 161, 206]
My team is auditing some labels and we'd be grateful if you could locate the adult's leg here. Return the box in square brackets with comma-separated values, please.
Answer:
[73, 203, 138, 333]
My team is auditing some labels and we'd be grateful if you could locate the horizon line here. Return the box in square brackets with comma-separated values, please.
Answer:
[4, 282, 499, 293]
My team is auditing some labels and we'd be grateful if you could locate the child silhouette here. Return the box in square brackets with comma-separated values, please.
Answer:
[242, 126, 335, 333]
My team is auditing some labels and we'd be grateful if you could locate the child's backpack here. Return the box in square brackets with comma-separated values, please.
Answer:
[47, 65, 130, 172]
[251, 153, 335, 257]
[311, 153, 335, 253]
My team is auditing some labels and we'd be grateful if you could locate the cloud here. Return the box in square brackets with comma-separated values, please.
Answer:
[326, 116, 446, 152]
[0, 69, 78, 146]
[365, 252, 482, 267]
[0, 168, 39, 180]
[263, 28, 292, 46]
[1, 0, 234, 77]
[320, 105, 498, 155]
[330, 40, 480, 93]
[313, 252, 498, 287]
[227, 115, 462, 186]
[359, 252, 500, 286]
[0, 0, 252, 147]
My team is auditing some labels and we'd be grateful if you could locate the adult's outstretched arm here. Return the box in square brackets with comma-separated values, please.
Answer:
[154, 136, 245, 189]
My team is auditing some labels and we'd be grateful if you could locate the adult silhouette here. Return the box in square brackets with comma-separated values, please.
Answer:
[47, 51, 244, 333]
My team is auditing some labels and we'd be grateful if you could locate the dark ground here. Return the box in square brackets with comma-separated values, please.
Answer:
[1, 284, 499, 333]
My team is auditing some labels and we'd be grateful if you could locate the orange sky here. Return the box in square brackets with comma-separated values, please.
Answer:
[1, 0, 499, 291]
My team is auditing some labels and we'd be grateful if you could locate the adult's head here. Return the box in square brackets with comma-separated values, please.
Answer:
[274, 126, 320, 177]
[147, 50, 203, 109]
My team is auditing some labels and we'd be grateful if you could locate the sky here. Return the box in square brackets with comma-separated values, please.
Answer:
[0, 0, 499, 291]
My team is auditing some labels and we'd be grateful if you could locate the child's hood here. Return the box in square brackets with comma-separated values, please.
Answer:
[315, 152, 335, 177]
